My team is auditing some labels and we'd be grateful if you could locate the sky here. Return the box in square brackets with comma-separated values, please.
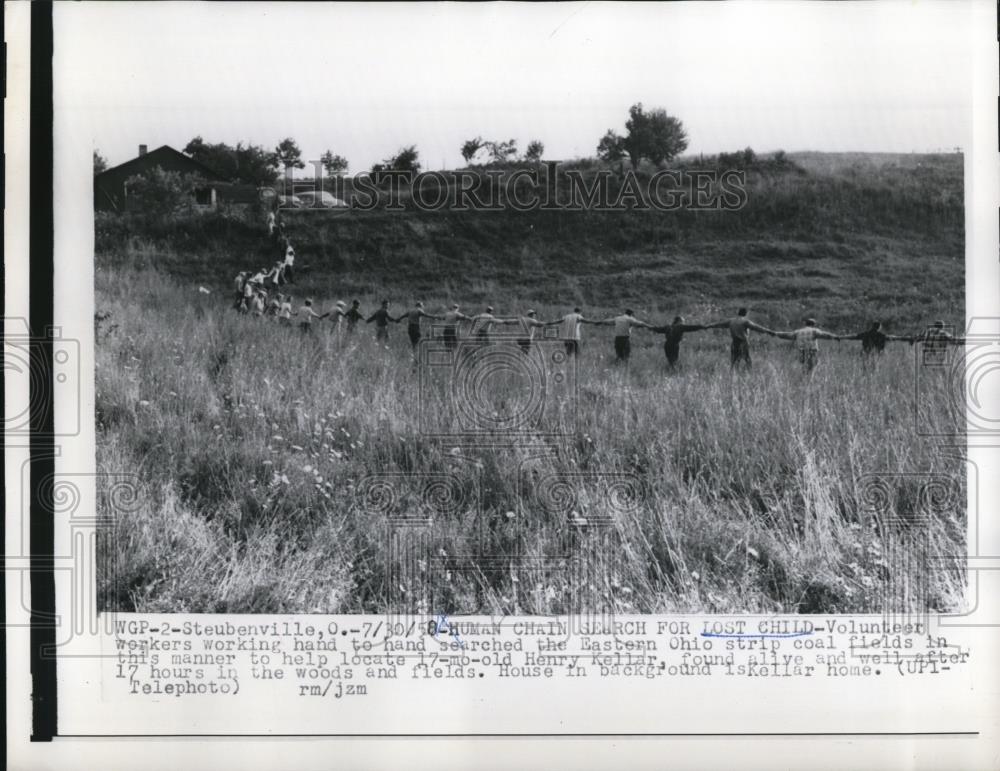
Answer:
[56, 1, 975, 173]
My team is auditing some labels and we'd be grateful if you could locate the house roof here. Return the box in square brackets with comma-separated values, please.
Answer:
[95, 145, 226, 182]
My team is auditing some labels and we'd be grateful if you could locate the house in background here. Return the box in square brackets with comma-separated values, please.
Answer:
[94, 144, 258, 213]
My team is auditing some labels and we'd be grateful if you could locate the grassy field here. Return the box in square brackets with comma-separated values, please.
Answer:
[95, 152, 966, 614]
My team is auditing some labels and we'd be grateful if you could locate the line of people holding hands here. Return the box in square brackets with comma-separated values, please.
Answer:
[230, 272, 963, 371]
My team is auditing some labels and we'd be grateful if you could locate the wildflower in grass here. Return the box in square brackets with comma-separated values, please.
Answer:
[138, 400, 150, 406]
[291, 444, 304, 451]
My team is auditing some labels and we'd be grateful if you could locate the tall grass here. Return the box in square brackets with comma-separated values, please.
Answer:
[96, 267, 966, 615]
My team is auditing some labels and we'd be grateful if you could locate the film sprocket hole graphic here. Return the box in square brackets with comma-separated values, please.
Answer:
[3, 318, 81, 439]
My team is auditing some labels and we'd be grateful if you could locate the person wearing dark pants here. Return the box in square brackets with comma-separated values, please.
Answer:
[650, 316, 707, 368]
[515, 310, 548, 354]
[367, 300, 394, 344]
[706, 308, 776, 371]
[554, 308, 599, 358]
[396, 301, 443, 353]
[344, 300, 364, 334]
[840, 320, 910, 355]
[442, 304, 471, 351]
[598, 309, 651, 364]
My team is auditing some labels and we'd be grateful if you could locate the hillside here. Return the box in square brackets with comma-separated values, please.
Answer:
[95, 152, 964, 330]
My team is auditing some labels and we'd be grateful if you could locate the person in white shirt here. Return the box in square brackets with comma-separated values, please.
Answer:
[773, 318, 840, 371]
[328, 301, 347, 335]
[278, 296, 294, 325]
[250, 289, 267, 318]
[598, 309, 652, 363]
[233, 271, 249, 309]
[297, 298, 329, 332]
[240, 275, 258, 313]
[555, 307, 600, 357]
[266, 210, 276, 236]
[265, 260, 285, 287]
[266, 293, 282, 320]
[283, 243, 296, 283]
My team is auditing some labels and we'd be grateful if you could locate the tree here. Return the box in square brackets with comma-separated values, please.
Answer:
[375, 145, 421, 174]
[233, 142, 281, 187]
[486, 139, 517, 164]
[622, 103, 688, 167]
[524, 140, 545, 163]
[275, 137, 305, 171]
[124, 168, 206, 220]
[596, 130, 626, 163]
[93, 150, 109, 175]
[183, 137, 279, 186]
[320, 150, 349, 175]
[461, 137, 485, 165]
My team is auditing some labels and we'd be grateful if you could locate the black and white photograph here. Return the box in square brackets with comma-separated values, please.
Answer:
[82, 2, 973, 617]
[7, 1, 1000, 766]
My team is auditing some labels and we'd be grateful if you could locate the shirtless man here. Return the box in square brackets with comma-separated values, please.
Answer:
[707, 308, 776, 370]
[441, 304, 472, 350]
[396, 301, 443, 351]
[650, 316, 707, 368]
[773, 317, 840, 371]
